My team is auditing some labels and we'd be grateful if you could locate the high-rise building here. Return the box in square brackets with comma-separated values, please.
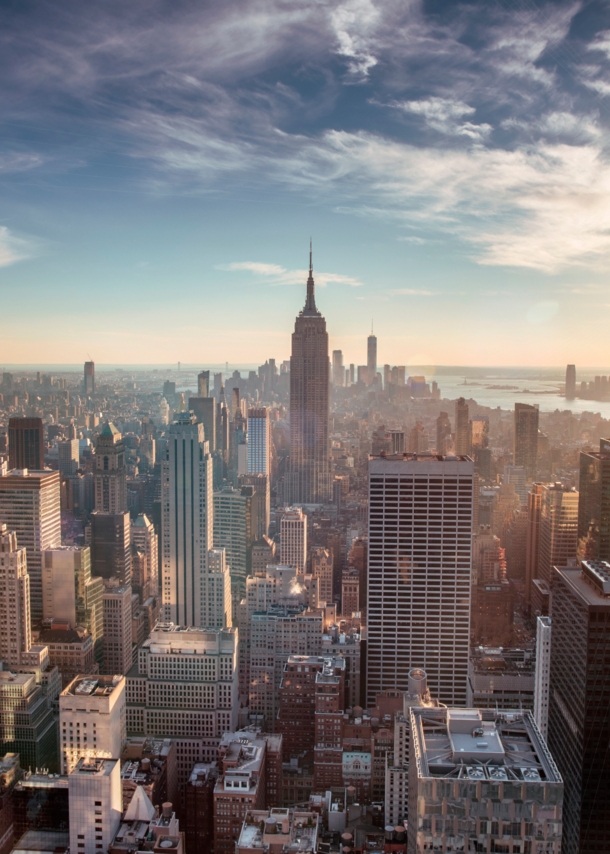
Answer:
[90, 511, 131, 587]
[565, 364, 576, 400]
[203, 548, 233, 629]
[547, 561, 610, 852]
[534, 615, 551, 739]
[503, 464, 527, 505]
[238, 473, 270, 541]
[188, 396, 216, 451]
[130, 514, 158, 602]
[408, 707, 563, 854]
[102, 585, 134, 676]
[367, 328, 377, 383]
[0, 468, 61, 623]
[577, 438, 610, 562]
[58, 439, 80, 478]
[161, 411, 214, 627]
[94, 423, 127, 513]
[0, 671, 58, 772]
[0, 524, 32, 668]
[332, 350, 344, 387]
[197, 370, 210, 397]
[366, 453, 473, 706]
[214, 485, 253, 608]
[247, 408, 270, 475]
[435, 411, 451, 455]
[311, 546, 333, 606]
[8, 417, 44, 471]
[68, 757, 122, 854]
[454, 398, 470, 456]
[125, 625, 238, 768]
[388, 430, 405, 455]
[42, 546, 103, 663]
[538, 484, 578, 585]
[514, 403, 539, 481]
[525, 483, 544, 610]
[59, 673, 126, 774]
[280, 507, 307, 573]
[287, 247, 330, 504]
[83, 361, 95, 396]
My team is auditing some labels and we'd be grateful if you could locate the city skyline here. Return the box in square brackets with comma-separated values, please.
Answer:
[1, 1, 610, 364]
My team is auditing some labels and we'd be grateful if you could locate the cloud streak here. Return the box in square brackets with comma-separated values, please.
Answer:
[217, 261, 363, 287]
[0, 228, 35, 268]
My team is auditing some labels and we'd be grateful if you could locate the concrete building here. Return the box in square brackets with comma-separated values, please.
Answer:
[409, 707, 563, 853]
[38, 628, 97, 687]
[514, 402, 539, 481]
[0, 468, 61, 624]
[280, 507, 307, 573]
[247, 408, 270, 476]
[214, 485, 253, 609]
[213, 730, 283, 854]
[311, 546, 333, 605]
[102, 586, 134, 676]
[188, 396, 216, 451]
[68, 757, 122, 854]
[534, 616, 551, 739]
[42, 546, 103, 662]
[385, 669, 437, 827]
[203, 548, 232, 629]
[236, 808, 319, 854]
[94, 423, 127, 513]
[130, 514, 158, 602]
[125, 624, 238, 777]
[467, 647, 535, 711]
[286, 248, 331, 504]
[454, 398, 470, 456]
[525, 483, 544, 610]
[332, 350, 344, 387]
[367, 454, 473, 706]
[161, 411, 214, 627]
[183, 763, 217, 854]
[84, 361, 95, 396]
[547, 560, 610, 852]
[60, 674, 126, 775]
[8, 417, 44, 471]
[341, 568, 359, 617]
[565, 364, 576, 400]
[251, 536, 276, 574]
[239, 473, 270, 542]
[90, 511, 132, 587]
[321, 627, 362, 709]
[0, 525, 32, 668]
[249, 606, 324, 728]
[58, 439, 80, 478]
[367, 331, 377, 384]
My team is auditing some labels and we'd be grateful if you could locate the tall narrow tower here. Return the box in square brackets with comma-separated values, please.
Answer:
[367, 325, 377, 384]
[287, 245, 331, 504]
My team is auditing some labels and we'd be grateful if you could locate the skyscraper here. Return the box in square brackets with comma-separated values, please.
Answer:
[548, 561, 610, 852]
[538, 484, 578, 583]
[93, 422, 127, 513]
[198, 369, 210, 397]
[90, 510, 131, 586]
[188, 395, 216, 452]
[435, 411, 451, 455]
[287, 246, 330, 504]
[8, 417, 44, 471]
[454, 398, 470, 456]
[161, 411, 215, 627]
[366, 452, 474, 706]
[332, 350, 344, 387]
[58, 438, 80, 478]
[0, 468, 61, 623]
[514, 402, 539, 481]
[280, 506, 307, 573]
[577, 438, 610, 561]
[83, 360, 95, 396]
[565, 364, 576, 400]
[525, 483, 544, 610]
[247, 407, 270, 475]
[367, 327, 377, 383]
[0, 524, 32, 668]
[213, 485, 252, 608]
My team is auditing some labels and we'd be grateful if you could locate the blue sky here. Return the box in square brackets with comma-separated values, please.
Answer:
[1, 0, 610, 366]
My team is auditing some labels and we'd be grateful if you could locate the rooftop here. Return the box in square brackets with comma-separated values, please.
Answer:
[369, 452, 473, 463]
[237, 809, 318, 853]
[62, 674, 123, 697]
[72, 757, 118, 777]
[411, 708, 561, 784]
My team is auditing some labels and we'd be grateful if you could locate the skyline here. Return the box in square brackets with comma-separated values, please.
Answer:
[2, 0, 610, 364]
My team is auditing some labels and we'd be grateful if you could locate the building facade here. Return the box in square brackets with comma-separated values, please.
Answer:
[279, 507, 307, 573]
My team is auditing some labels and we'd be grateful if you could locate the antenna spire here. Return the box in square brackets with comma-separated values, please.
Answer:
[304, 238, 317, 314]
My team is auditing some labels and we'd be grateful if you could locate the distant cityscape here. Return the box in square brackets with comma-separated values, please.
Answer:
[0, 254, 608, 853]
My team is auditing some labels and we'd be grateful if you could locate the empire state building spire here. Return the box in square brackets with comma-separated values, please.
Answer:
[303, 238, 319, 316]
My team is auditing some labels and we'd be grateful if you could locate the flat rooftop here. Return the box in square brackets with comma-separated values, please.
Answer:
[72, 757, 118, 777]
[237, 809, 318, 852]
[62, 674, 123, 697]
[554, 565, 610, 606]
[370, 453, 472, 463]
[411, 708, 561, 784]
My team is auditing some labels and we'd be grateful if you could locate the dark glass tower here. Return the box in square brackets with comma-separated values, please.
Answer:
[514, 402, 539, 480]
[8, 417, 44, 470]
[287, 246, 330, 504]
[548, 561, 610, 853]
[578, 438, 610, 561]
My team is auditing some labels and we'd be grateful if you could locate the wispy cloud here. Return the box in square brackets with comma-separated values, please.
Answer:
[387, 288, 436, 296]
[217, 261, 362, 287]
[0, 228, 35, 268]
[392, 97, 492, 141]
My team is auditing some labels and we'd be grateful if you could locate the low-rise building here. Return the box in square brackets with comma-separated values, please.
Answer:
[236, 808, 319, 853]
[38, 628, 97, 687]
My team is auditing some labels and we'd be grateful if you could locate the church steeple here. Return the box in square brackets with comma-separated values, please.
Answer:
[303, 238, 319, 315]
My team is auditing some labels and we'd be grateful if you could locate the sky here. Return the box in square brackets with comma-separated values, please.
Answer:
[1, 0, 610, 367]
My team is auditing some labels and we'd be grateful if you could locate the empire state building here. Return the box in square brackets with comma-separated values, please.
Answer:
[287, 247, 331, 504]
